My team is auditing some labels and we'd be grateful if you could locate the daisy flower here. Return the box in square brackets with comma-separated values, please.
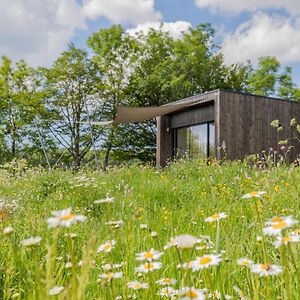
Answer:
[98, 240, 116, 253]
[174, 234, 197, 249]
[127, 281, 148, 290]
[112, 262, 126, 269]
[179, 287, 206, 300]
[47, 208, 86, 228]
[21, 236, 42, 247]
[3, 226, 14, 235]
[195, 236, 214, 250]
[233, 286, 249, 300]
[265, 216, 286, 225]
[140, 224, 148, 230]
[49, 286, 64, 296]
[106, 220, 124, 228]
[190, 254, 222, 271]
[135, 262, 162, 273]
[205, 213, 227, 223]
[65, 262, 73, 269]
[250, 263, 283, 276]
[151, 231, 158, 238]
[94, 196, 115, 204]
[158, 287, 178, 297]
[242, 191, 266, 199]
[177, 262, 192, 270]
[208, 290, 221, 299]
[136, 249, 163, 262]
[237, 258, 254, 267]
[164, 237, 177, 250]
[156, 278, 177, 285]
[98, 272, 123, 282]
[263, 216, 298, 236]
[273, 235, 300, 248]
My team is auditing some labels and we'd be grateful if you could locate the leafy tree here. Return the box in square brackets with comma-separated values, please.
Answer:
[44, 44, 102, 169]
[277, 66, 298, 100]
[0, 56, 44, 162]
[87, 25, 138, 169]
[248, 56, 280, 96]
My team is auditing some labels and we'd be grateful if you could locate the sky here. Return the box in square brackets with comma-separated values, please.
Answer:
[1, 0, 300, 86]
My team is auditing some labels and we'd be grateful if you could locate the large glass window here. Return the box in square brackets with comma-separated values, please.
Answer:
[174, 122, 215, 159]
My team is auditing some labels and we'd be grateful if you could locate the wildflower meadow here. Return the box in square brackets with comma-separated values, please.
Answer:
[0, 160, 300, 299]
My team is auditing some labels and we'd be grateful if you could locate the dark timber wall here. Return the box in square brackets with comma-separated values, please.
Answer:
[219, 90, 300, 161]
[156, 89, 300, 167]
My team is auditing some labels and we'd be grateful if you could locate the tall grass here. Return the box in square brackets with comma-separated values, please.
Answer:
[0, 160, 299, 299]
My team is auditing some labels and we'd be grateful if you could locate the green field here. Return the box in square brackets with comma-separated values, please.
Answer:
[0, 160, 300, 299]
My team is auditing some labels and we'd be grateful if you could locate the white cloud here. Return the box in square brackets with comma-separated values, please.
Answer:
[0, 0, 164, 67]
[195, 0, 300, 16]
[0, 0, 86, 67]
[221, 12, 300, 65]
[126, 21, 192, 39]
[83, 0, 162, 25]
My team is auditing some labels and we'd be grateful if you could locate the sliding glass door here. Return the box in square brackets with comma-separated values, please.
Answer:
[174, 122, 215, 159]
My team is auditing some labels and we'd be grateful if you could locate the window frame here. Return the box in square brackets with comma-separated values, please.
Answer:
[173, 121, 215, 159]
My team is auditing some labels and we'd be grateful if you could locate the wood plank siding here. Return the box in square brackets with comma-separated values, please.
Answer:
[219, 90, 300, 161]
[156, 89, 300, 167]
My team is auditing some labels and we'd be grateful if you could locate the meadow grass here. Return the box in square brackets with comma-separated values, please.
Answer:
[0, 160, 299, 299]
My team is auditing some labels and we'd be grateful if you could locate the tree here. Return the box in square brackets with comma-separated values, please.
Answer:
[248, 56, 280, 96]
[44, 44, 102, 169]
[0, 56, 44, 162]
[87, 25, 138, 169]
[277, 66, 297, 99]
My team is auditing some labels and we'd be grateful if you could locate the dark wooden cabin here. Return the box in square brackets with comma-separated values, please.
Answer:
[156, 89, 300, 167]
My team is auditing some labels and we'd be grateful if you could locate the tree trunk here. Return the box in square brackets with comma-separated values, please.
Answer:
[103, 125, 115, 171]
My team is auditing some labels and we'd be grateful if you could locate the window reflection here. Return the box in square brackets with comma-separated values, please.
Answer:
[175, 122, 215, 159]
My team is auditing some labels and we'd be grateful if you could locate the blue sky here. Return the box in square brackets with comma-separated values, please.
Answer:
[1, 0, 300, 86]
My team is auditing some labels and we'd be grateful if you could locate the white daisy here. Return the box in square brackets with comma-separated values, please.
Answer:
[250, 263, 283, 276]
[195, 236, 214, 250]
[140, 224, 148, 230]
[65, 262, 73, 269]
[263, 216, 298, 236]
[127, 281, 148, 290]
[49, 286, 64, 296]
[136, 249, 163, 262]
[177, 262, 192, 270]
[265, 215, 298, 226]
[233, 286, 249, 300]
[208, 290, 221, 299]
[3, 226, 14, 235]
[190, 254, 222, 271]
[205, 213, 227, 223]
[98, 240, 116, 253]
[98, 272, 123, 282]
[112, 262, 126, 269]
[164, 237, 177, 250]
[94, 196, 115, 204]
[151, 231, 158, 238]
[242, 191, 266, 199]
[179, 287, 206, 300]
[273, 235, 300, 248]
[135, 262, 162, 273]
[106, 220, 124, 228]
[156, 278, 177, 285]
[236, 258, 254, 267]
[47, 208, 86, 228]
[159, 287, 178, 297]
[21, 236, 42, 247]
[174, 235, 197, 249]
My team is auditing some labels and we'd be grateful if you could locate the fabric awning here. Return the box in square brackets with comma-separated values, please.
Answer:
[80, 100, 199, 126]
[113, 102, 190, 124]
